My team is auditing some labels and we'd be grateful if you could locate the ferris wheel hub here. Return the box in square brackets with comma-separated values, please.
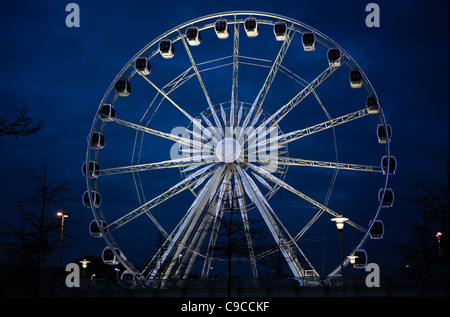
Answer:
[215, 137, 241, 163]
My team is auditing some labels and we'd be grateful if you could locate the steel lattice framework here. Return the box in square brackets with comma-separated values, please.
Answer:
[84, 11, 394, 284]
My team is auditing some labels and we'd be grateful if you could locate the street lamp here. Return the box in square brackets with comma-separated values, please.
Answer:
[79, 259, 90, 269]
[331, 215, 348, 232]
[347, 254, 358, 285]
[79, 259, 90, 279]
[331, 215, 348, 289]
[347, 254, 358, 265]
[436, 232, 442, 256]
[436, 232, 443, 276]
[57, 211, 69, 277]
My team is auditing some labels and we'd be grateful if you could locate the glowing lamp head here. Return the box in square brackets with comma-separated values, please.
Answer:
[57, 211, 68, 218]
[347, 254, 358, 264]
[331, 215, 348, 231]
[79, 259, 90, 269]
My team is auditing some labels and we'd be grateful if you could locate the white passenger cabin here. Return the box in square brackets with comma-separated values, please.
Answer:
[349, 70, 363, 88]
[135, 56, 151, 75]
[115, 78, 131, 97]
[327, 48, 341, 67]
[244, 16, 259, 37]
[215, 18, 229, 39]
[159, 39, 175, 59]
[273, 21, 287, 41]
[302, 32, 316, 51]
[186, 26, 201, 46]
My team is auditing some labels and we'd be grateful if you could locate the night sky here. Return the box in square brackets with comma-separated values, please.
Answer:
[0, 0, 448, 278]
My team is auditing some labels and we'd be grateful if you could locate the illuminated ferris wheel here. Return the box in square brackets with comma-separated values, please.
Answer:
[83, 11, 395, 283]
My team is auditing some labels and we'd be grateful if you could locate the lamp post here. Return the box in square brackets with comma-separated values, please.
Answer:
[436, 232, 442, 257]
[347, 254, 358, 286]
[57, 211, 69, 277]
[331, 215, 348, 290]
[436, 232, 443, 276]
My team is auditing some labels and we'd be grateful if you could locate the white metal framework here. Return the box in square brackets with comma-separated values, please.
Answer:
[85, 11, 393, 283]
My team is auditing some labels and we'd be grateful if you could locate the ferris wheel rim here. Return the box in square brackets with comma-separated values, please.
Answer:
[85, 11, 392, 281]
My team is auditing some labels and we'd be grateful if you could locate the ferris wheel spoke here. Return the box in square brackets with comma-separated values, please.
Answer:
[234, 172, 259, 278]
[212, 170, 232, 225]
[200, 170, 233, 275]
[137, 67, 194, 126]
[201, 190, 227, 278]
[173, 190, 221, 278]
[112, 117, 213, 153]
[104, 164, 217, 234]
[179, 31, 206, 96]
[231, 14, 240, 122]
[252, 61, 341, 136]
[259, 156, 383, 173]
[236, 165, 315, 278]
[164, 66, 194, 92]
[236, 101, 244, 128]
[271, 107, 372, 147]
[184, 171, 237, 278]
[178, 195, 221, 279]
[293, 208, 326, 242]
[100, 157, 215, 176]
[139, 74, 188, 118]
[179, 32, 223, 142]
[244, 168, 318, 277]
[252, 23, 295, 118]
[247, 163, 366, 233]
[139, 74, 215, 139]
[200, 113, 222, 143]
[143, 199, 204, 277]
[237, 89, 262, 142]
[149, 164, 227, 279]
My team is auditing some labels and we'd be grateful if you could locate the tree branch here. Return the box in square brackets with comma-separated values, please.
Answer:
[0, 105, 46, 138]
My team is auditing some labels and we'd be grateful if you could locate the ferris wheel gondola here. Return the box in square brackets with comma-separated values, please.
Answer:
[214, 18, 230, 39]
[244, 16, 259, 37]
[301, 32, 316, 51]
[186, 26, 202, 46]
[159, 39, 175, 59]
[273, 21, 287, 41]
[135, 56, 152, 75]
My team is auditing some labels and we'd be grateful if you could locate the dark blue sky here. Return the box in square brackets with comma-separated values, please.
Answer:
[0, 0, 448, 277]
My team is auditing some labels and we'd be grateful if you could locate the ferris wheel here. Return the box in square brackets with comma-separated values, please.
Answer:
[84, 11, 395, 283]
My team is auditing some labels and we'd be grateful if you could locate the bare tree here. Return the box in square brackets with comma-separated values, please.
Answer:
[209, 210, 277, 276]
[0, 106, 45, 138]
[0, 162, 78, 295]
[396, 180, 449, 277]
